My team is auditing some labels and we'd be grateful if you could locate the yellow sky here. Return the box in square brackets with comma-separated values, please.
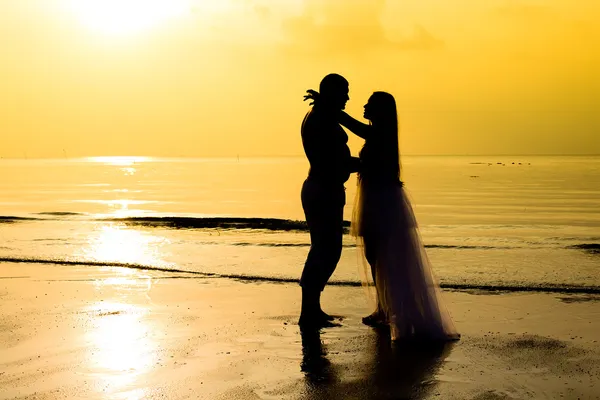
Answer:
[0, 0, 598, 157]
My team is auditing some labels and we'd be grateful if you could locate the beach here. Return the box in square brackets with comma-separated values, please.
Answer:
[1, 262, 599, 400]
[1, 156, 599, 399]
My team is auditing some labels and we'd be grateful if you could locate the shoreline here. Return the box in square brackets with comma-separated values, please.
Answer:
[1, 262, 599, 399]
[1, 257, 600, 296]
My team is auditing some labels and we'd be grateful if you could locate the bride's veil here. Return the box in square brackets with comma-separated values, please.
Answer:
[350, 179, 376, 305]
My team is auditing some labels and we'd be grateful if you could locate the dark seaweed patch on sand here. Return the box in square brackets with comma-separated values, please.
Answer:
[472, 334, 597, 377]
[558, 294, 600, 303]
[569, 243, 600, 254]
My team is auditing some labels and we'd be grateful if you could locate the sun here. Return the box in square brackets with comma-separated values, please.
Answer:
[68, 0, 190, 36]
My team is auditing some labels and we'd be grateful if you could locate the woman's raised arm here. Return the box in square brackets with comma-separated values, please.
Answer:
[339, 111, 372, 140]
[303, 89, 373, 140]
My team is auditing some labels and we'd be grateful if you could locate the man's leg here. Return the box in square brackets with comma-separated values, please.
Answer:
[300, 219, 325, 320]
[299, 181, 344, 325]
[316, 200, 344, 291]
[299, 179, 322, 323]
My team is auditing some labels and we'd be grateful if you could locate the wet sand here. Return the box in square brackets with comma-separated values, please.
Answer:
[1, 262, 599, 399]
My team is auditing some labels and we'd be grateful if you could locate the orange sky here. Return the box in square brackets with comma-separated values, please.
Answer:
[1, 0, 598, 157]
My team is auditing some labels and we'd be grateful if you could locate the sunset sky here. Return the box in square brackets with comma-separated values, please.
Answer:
[1, 0, 598, 158]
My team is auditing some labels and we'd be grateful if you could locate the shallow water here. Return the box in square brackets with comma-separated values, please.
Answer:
[1, 156, 599, 291]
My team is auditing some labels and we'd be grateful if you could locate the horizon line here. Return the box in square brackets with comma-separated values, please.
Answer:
[1, 153, 600, 160]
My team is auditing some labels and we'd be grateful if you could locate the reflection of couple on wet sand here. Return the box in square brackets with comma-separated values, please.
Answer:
[299, 73, 459, 342]
[300, 325, 454, 399]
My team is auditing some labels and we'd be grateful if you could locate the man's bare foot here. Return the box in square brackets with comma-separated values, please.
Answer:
[299, 313, 342, 329]
[319, 310, 341, 321]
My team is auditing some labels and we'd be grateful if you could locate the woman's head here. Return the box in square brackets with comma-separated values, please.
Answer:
[363, 91, 401, 177]
[363, 91, 397, 126]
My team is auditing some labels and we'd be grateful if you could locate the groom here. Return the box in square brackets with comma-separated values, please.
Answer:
[299, 73, 360, 327]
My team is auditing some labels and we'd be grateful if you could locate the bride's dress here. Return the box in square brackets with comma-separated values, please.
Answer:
[351, 140, 459, 341]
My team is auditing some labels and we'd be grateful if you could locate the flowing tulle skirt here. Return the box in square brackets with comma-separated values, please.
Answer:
[351, 179, 460, 341]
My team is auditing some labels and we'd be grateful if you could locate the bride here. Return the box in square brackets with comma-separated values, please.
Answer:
[305, 89, 460, 341]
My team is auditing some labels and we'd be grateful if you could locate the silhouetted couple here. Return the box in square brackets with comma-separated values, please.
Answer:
[299, 73, 459, 342]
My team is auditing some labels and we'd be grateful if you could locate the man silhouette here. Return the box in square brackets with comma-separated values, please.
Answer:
[299, 73, 360, 327]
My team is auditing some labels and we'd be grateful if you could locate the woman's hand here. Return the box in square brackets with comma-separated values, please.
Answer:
[303, 89, 320, 105]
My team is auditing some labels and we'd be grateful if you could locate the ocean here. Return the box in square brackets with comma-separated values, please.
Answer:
[1, 156, 599, 293]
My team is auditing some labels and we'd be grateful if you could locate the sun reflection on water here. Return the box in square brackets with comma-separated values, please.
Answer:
[82, 224, 169, 266]
[88, 156, 150, 166]
[86, 302, 155, 397]
[88, 156, 150, 176]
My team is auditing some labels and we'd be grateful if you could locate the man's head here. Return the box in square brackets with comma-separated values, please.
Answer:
[319, 73, 349, 110]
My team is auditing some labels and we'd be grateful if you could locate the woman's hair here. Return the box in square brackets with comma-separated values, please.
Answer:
[369, 91, 400, 180]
